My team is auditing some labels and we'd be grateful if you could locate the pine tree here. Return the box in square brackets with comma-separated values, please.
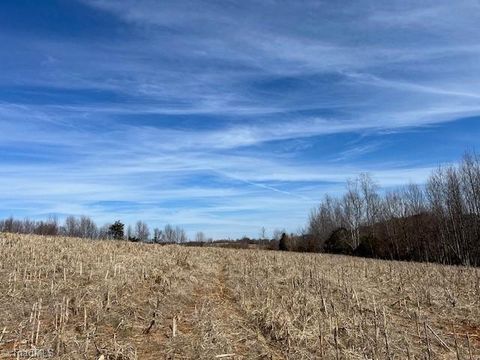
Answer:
[109, 220, 124, 240]
[279, 233, 288, 251]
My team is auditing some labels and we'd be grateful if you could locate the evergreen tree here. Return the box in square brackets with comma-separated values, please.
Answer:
[278, 233, 288, 251]
[109, 220, 124, 240]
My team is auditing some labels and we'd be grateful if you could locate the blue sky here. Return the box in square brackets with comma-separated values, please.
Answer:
[1, 0, 479, 238]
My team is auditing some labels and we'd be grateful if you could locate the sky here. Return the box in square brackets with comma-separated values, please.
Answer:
[0, 0, 480, 239]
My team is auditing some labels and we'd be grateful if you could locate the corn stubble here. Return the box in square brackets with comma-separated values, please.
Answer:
[0, 233, 478, 359]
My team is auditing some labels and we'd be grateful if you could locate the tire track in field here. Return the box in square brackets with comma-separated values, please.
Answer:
[215, 263, 286, 360]
[176, 258, 286, 359]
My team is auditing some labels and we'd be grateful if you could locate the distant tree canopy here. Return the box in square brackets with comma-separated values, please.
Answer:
[0, 216, 191, 245]
[306, 152, 480, 266]
[1, 152, 479, 267]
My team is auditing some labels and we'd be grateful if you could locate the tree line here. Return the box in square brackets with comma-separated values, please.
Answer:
[0, 216, 191, 244]
[1, 151, 479, 266]
[303, 152, 480, 266]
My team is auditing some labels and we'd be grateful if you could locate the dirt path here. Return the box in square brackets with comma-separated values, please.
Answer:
[166, 260, 286, 359]
[215, 264, 286, 360]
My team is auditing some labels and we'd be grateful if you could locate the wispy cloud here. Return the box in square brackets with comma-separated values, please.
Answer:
[0, 0, 479, 237]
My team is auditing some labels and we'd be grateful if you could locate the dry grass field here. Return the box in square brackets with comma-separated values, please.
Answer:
[0, 233, 479, 359]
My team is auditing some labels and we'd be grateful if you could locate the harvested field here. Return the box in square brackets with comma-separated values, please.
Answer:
[0, 233, 479, 359]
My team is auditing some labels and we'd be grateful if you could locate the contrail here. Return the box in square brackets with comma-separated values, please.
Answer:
[213, 170, 315, 201]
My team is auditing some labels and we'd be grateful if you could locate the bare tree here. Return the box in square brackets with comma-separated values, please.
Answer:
[153, 228, 163, 243]
[359, 173, 380, 226]
[135, 221, 150, 242]
[308, 195, 342, 249]
[342, 179, 364, 249]
[162, 224, 187, 243]
[195, 231, 206, 243]
[259, 227, 267, 239]
[403, 183, 426, 216]
[78, 216, 98, 239]
[65, 216, 79, 237]
[175, 226, 188, 243]
[163, 224, 175, 243]
[461, 152, 480, 215]
[22, 218, 37, 234]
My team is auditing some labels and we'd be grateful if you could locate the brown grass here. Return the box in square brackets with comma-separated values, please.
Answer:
[0, 233, 479, 359]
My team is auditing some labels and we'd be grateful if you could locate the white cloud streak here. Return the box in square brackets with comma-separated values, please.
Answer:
[1, 0, 479, 237]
